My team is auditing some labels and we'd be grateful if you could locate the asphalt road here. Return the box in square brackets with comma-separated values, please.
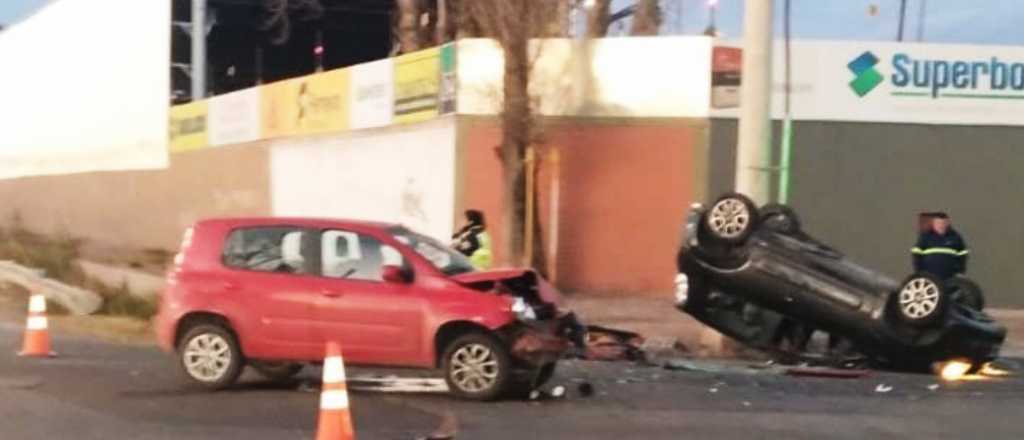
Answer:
[3, 318, 1024, 439]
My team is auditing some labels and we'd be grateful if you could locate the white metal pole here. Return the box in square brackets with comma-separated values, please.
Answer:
[734, 0, 774, 204]
[191, 0, 207, 100]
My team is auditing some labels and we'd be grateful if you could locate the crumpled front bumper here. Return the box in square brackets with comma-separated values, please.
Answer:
[504, 313, 585, 366]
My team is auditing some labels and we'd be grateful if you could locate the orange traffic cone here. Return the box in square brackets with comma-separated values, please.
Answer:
[19, 293, 56, 357]
[316, 341, 354, 440]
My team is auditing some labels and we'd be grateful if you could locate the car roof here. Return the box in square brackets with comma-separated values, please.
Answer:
[193, 217, 401, 233]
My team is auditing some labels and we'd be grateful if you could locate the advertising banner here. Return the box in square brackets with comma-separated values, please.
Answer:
[262, 68, 349, 138]
[394, 47, 441, 123]
[439, 43, 457, 115]
[350, 58, 395, 129]
[711, 40, 1024, 126]
[209, 88, 260, 146]
[169, 101, 209, 153]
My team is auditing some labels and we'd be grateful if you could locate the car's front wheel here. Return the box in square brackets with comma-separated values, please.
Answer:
[442, 333, 513, 401]
[178, 324, 244, 390]
[947, 276, 985, 311]
[895, 273, 948, 326]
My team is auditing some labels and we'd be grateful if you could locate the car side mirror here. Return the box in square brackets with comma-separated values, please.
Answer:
[382, 265, 411, 284]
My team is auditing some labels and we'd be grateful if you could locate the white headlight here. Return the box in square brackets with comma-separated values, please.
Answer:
[511, 297, 537, 321]
[674, 273, 689, 306]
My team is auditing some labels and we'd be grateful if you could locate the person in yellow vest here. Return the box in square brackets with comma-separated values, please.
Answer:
[452, 210, 492, 270]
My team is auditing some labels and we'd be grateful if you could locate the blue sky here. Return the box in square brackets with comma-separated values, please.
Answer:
[3, 0, 1023, 46]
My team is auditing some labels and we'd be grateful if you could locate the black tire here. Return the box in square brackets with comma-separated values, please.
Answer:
[947, 276, 985, 310]
[442, 333, 513, 401]
[760, 203, 801, 234]
[894, 273, 948, 326]
[177, 324, 245, 390]
[250, 361, 304, 382]
[702, 193, 759, 244]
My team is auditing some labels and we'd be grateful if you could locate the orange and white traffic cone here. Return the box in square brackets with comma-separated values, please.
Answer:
[316, 341, 354, 440]
[18, 293, 56, 357]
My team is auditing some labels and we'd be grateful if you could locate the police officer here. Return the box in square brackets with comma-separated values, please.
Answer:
[912, 212, 968, 280]
[452, 209, 492, 270]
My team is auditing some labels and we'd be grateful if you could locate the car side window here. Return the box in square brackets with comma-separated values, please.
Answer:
[321, 230, 403, 282]
[222, 227, 311, 274]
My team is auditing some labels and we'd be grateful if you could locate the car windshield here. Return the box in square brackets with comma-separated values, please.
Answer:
[389, 227, 476, 276]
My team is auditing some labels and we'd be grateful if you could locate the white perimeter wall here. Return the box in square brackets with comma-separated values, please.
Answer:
[269, 117, 457, 241]
[0, 0, 170, 179]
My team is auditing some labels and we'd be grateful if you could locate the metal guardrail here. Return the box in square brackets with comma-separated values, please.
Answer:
[0, 261, 103, 315]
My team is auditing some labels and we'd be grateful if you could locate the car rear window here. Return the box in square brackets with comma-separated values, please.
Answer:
[222, 227, 310, 274]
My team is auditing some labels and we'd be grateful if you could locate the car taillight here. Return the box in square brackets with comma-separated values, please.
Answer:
[173, 227, 194, 268]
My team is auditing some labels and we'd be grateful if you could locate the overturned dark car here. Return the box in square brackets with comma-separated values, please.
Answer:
[674, 193, 1006, 371]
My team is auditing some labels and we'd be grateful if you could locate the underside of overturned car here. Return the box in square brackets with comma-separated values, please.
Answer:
[675, 193, 1006, 372]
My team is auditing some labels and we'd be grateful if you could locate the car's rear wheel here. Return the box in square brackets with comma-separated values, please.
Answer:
[442, 333, 513, 401]
[250, 361, 304, 382]
[947, 276, 985, 311]
[703, 193, 759, 244]
[178, 324, 244, 390]
[895, 273, 948, 326]
[760, 203, 801, 234]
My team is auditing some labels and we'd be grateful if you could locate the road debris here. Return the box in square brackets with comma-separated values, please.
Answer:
[582, 325, 646, 362]
[875, 384, 893, 393]
[785, 366, 870, 379]
[577, 382, 595, 397]
[551, 386, 566, 398]
[296, 380, 319, 393]
[663, 359, 721, 373]
[980, 360, 1018, 377]
[347, 376, 448, 394]
[530, 385, 568, 401]
[415, 411, 458, 440]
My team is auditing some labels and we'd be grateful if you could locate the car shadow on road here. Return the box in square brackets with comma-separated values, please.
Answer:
[117, 379, 315, 398]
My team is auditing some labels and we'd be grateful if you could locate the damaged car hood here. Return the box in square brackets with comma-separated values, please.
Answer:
[450, 269, 564, 306]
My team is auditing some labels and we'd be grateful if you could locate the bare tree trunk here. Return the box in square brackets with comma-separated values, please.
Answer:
[585, 0, 612, 38]
[459, 0, 562, 268]
[500, 13, 531, 267]
[630, 0, 661, 36]
[539, 0, 573, 37]
[434, 0, 453, 44]
[396, 0, 422, 53]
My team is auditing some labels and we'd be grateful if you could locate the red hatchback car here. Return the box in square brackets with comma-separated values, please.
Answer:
[156, 218, 581, 400]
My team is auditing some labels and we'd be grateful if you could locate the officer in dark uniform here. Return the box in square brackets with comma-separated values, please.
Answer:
[912, 212, 968, 280]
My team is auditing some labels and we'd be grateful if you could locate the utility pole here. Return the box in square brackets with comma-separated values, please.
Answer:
[703, 0, 718, 36]
[897, 0, 907, 41]
[916, 0, 927, 42]
[734, 0, 774, 205]
[191, 0, 207, 100]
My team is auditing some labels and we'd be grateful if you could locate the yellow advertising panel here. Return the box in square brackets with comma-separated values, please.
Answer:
[169, 100, 209, 153]
[261, 68, 350, 138]
[394, 47, 440, 123]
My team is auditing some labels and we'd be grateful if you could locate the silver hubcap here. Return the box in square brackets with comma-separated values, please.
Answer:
[450, 343, 499, 393]
[708, 198, 750, 238]
[899, 278, 940, 319]
[183, 333, 232, 382]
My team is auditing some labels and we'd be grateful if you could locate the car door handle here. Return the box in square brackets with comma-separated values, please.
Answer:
[222, 281, 240, 291]
[321, 290, 343, 298]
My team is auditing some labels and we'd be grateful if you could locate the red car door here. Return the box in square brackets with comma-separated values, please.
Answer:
[310, 229, 427, 366]
[219, 226, 324, 361]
